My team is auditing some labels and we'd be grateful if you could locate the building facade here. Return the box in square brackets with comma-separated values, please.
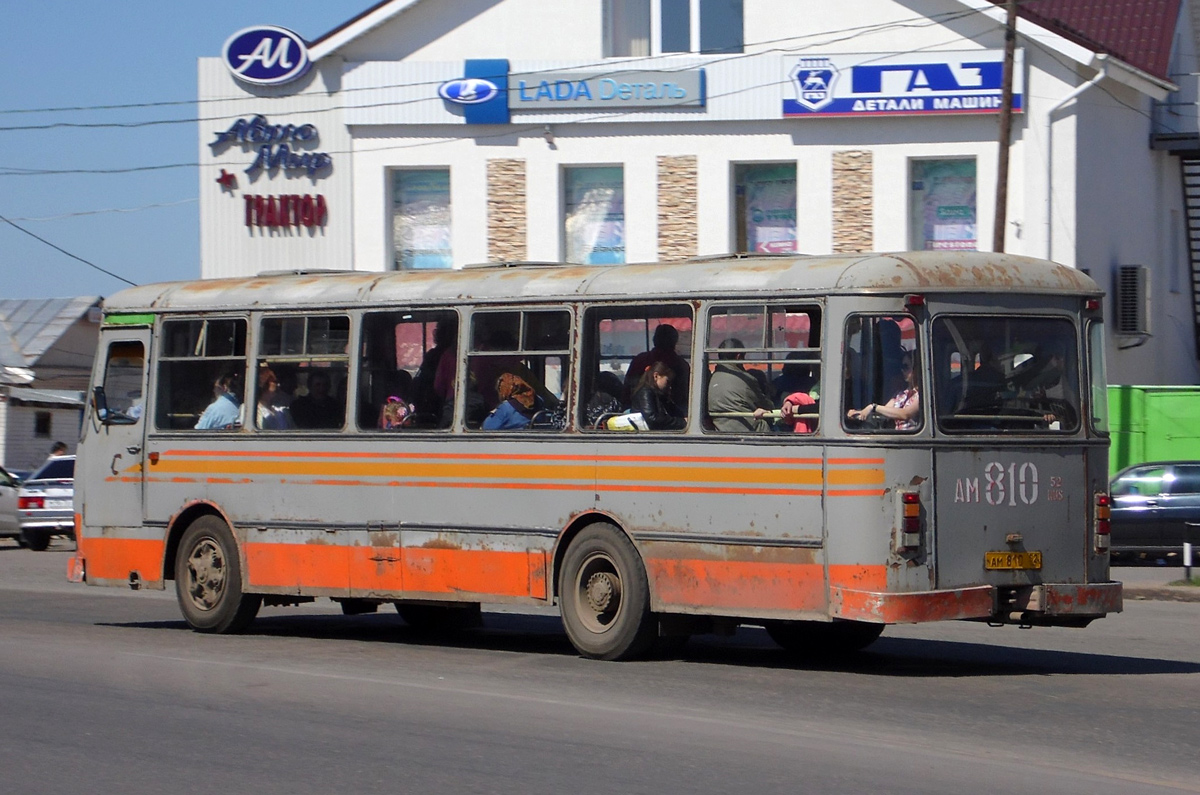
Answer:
[198, 0, 1200, 385]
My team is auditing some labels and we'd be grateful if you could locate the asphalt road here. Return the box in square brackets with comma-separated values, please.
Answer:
[2, 542, 1198, 795]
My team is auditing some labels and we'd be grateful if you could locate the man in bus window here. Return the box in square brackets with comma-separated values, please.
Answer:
[707, 339, 772, 432]
[195, 373, 243, 430]
[623, 323, 689, 406]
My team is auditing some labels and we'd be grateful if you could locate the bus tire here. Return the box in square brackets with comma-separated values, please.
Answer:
[766, 619, 883, 656]
[174, 516, 261, 634]
[396, 602, 482, 632]
[559, 523, 656, 661]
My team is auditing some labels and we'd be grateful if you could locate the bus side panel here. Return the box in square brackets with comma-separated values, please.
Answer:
[824, 446, 936, 614]
[594, 439, 827, 619]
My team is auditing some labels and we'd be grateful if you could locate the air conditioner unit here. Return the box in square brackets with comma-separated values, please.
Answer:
[1113, 265, 1151, 336]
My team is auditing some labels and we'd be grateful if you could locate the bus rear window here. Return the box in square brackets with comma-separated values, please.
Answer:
[933, 316, 1079, 433]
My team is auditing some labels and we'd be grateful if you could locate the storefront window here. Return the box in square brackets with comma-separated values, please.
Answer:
[910, 159, 977, 251]
[392, 169, 452, 270]
[734, 163, 797, 254]
[699, 0, 743, 53]
[604, 0, 650, 56]
[564, 166, 625, 264]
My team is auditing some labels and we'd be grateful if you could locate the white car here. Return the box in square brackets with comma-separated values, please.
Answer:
[0, 465, 20, 541]
[17, 455, 75, 551]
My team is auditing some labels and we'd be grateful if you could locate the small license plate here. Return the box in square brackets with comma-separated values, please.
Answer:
[985, 551, 1043, 570]
[44, 499, 71, 510]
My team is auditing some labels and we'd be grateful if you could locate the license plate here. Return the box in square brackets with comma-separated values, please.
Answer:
[44, 499, 71, 510]
[985, 551, 1043, 570]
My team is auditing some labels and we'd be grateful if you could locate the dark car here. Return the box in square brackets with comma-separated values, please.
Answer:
[1109, 461, 1200, 564]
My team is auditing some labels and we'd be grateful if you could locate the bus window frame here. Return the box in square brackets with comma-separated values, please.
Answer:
[578, 301, 696, 434]
[464, 305, 576, 433]
[357, 307, 461, 434]
[840, 311, 924, 436]
[701, 300, 823, 436]
[255, 312, 352, 433]
[154, 314, 251, 433]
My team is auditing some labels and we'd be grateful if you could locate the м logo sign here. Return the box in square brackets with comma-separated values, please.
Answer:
[783, 50, 1023, 117]
[223, 26, 311, 86]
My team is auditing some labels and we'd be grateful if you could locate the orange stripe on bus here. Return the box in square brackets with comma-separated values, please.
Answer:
[828, 564, 887, 591]
[245, 543, 545, 598]
[646, 559, 827, 612]
[827, 468, 884, 485]
[164, 449, 822, 466]
[828, 489, 887, 496]
[828, 458, 885, 464]
[76, 536, 165, 583]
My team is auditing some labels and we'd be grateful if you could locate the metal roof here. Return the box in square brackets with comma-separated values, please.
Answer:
[101, 252, 1101, 315]
[0, 297, 101, 365]
[5, 388, 85, 408]
[991, 0, 1180, 81]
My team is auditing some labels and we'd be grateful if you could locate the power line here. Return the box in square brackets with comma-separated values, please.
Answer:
[5, 198, 196, 222]
[0, 2, 1013, 128]
[0, 213, 138, 287]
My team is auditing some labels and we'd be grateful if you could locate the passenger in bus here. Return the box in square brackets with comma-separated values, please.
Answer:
[624, 323, 689, 406]
[780, 391, 817, 433]
[631, 361, 686, 430]
[413, 319, 457, 418]
[256, 368, 294, 430]
[846, 354, 920, 430]
[585, 370, 625, 428]
[773, 353, 818, 403]
[194, 372, 243, 430]
[291, 371, 343, 429]
[707, 339, 772, 432]
[377, 370, 415, 429]
[481, 373, 539, 430]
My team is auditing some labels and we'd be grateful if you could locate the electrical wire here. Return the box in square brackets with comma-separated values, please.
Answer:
[0, 213, 138, 286]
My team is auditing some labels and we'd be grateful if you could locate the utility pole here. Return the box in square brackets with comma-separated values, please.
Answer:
[993, 0, 1018, 253]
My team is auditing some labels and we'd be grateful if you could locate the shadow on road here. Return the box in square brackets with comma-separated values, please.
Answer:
[100, 609, 1200, 677]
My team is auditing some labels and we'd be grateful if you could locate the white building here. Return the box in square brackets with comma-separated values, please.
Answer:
[198, 0, 1200, 385]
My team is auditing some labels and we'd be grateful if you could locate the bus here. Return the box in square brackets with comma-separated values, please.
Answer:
[71, 251, 1121, 660]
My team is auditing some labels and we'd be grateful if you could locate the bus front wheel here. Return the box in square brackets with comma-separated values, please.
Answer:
[559, 524, 656, 661]
[766, 619, 884, 656]
[174, 516, 261, 634]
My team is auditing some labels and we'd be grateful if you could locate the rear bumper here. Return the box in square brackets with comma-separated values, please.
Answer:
[832, 581, 1122, 626]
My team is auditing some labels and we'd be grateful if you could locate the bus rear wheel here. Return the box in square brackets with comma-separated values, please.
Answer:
[559, 524, 656, 661]
[766, 619, 884, 656]
[174, 516, 261, 634]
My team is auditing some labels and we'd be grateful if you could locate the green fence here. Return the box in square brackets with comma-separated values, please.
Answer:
[1108, 385, 1200, 476]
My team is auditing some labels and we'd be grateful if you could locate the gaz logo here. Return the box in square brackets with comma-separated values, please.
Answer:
[789, 57, 838, 112]
[223, 26, 311, 86]
[439, 78, 502, 105]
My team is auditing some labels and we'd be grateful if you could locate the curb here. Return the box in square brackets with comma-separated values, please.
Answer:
[1122, 586, 1200, 603]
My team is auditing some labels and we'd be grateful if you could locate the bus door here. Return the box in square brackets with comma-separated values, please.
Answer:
[81, 327, 151, 529]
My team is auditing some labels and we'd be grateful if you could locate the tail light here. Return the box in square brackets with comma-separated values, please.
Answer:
[895, 491, 922, 552]
[1094, 492, 1111, 553]
[19, 496, 44, 510]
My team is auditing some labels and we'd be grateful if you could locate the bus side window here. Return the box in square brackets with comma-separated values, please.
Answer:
[842, 314, 922, 433]
[704, 304, 821, 435]
[257, 315, 350, 432]
[358, 310, 458, 431]
[468, 309, 571, 431]
[580, 304, 693, 431]
[156, 318, 248, 431]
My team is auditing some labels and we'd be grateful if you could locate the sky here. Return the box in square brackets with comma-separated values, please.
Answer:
[0, 1, 371, 301]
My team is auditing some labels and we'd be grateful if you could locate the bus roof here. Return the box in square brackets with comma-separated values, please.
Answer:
[102, 251, 1101, 314]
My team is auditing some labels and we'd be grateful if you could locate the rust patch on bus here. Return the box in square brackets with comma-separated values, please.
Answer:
[420, 538, 462, 550]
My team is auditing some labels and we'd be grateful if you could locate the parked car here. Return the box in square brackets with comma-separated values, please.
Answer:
[1109, 461, 1200, 564]
[17, 455, 75, 551]
[0, 465, 21, 541]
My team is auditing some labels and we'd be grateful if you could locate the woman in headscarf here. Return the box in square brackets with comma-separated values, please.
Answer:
[481, 373, 539, 430]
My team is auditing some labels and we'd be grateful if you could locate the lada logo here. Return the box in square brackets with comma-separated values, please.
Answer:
[438, 78, 501, 105]
[223, 26, 311, 86]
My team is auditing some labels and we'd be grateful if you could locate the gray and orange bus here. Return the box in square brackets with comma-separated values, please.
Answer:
[72, 251, 1121, 659]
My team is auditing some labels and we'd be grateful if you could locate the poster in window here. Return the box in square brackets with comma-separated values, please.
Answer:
[565, 167, 625, 264]
[393, 170, 452, 269]
[736, 164, 796, 254]
[912, 159, 976, 251]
